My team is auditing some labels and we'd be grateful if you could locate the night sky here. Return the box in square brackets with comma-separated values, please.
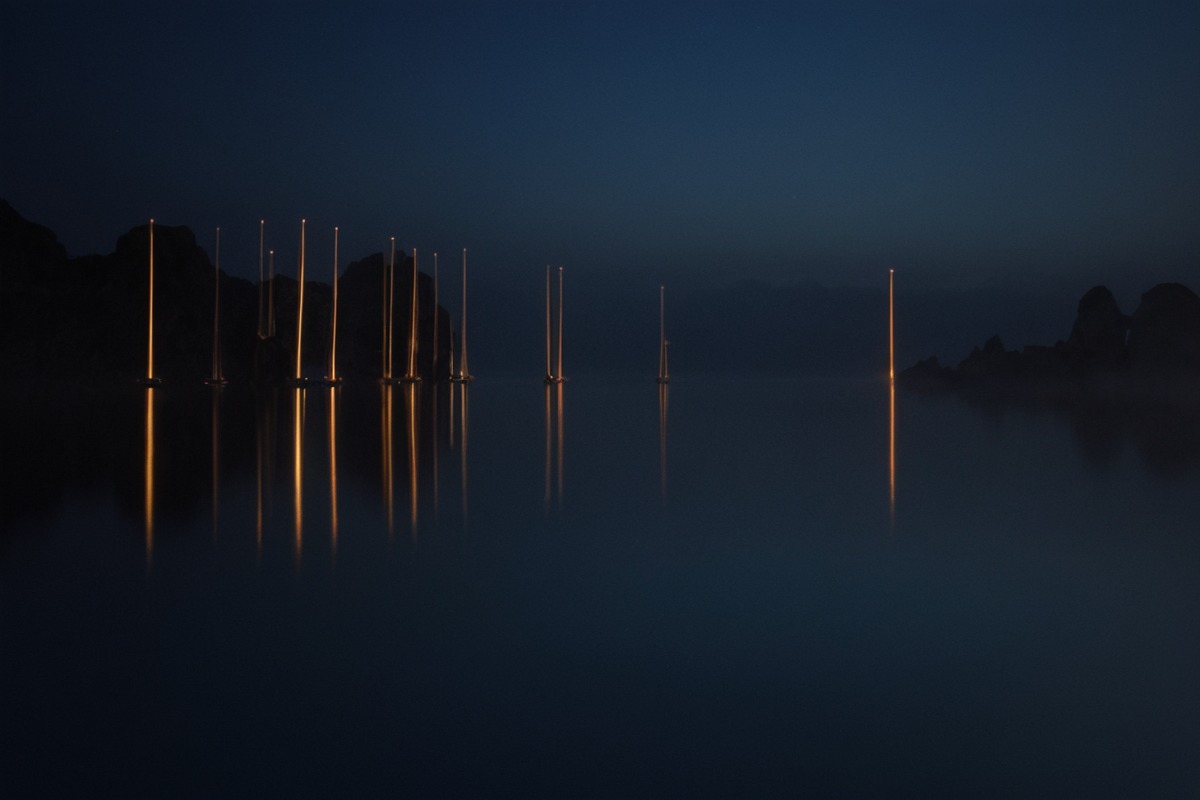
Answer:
[4, 1, 1199, 304]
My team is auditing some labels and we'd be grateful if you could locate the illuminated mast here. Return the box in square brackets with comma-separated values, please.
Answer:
[432, 252, 439, 380]
[257, 219, 265, 339]
[544, 265, 553, 383]
[206, 227, 227, 385]
[555, 266, 564, 383]
[145, 219, 156, 384]
[889, 268, 895, 384]
[657, 284, 669, 384]
[267, 248, 276, 338]
[452, 248, 472, 382]
[326, 226, 341, 384]
[384, 237, 395, 382]
[401, 248, 420, 382]
[294, 219, 307, 384]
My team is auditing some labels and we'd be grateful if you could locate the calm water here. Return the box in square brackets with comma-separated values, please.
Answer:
[2, 374, 1199, 798]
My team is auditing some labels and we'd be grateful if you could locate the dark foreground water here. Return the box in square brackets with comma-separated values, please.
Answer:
[3, 374, 1199, 798]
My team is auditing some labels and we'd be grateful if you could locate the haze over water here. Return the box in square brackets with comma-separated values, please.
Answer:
[3, 372, 1198, 797]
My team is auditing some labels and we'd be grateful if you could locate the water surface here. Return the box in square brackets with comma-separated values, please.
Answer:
[3, 374, 1198, 797]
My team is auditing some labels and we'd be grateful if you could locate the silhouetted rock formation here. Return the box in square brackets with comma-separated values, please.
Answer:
[0, 200, 453, 385]
[1066, 285, 1128, 368]
[901, 282, 1200, 401]
[1127, 283, 1200, 374]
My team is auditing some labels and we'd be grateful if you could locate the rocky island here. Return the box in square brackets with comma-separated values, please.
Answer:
[0, 199, 453, 386]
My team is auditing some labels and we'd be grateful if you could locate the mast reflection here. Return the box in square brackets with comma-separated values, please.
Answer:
[210, 386, 222, 540]
[381, 383, 395, 539]
[327, 385, 340, 560]
[544, 382, 566, 512]
[292, 386, 305, 570]
[889, 380, 896, 525]
[659, 383, 669, 500]
[255, 387, 278, 560]
[544, 384, 552, 512]
[143, 386, 155, 570]
[405, 383, 419, 538]
[458, 382, 469, 524]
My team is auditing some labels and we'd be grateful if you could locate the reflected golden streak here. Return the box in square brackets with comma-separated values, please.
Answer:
[382, 383, 395, 538]
[556, 381, 566, 506]
[256, 400, 264, 558]
[406, 383, 419, 537]
[431, 383, 439, 524]
[659, 383, 669, 500]
[211, 387, 221, 540]
[143, 387, 155, 570]
[448, 375, 456, 449]
[328, 385, 339, 560]
[544, 383, 552, 512]
[889, 380, 896, 518]
[293, 387, 305, 570]
[459, 383, 469, 524]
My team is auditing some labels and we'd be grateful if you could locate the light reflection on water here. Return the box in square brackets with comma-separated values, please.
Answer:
[4, 374, 1200, 797]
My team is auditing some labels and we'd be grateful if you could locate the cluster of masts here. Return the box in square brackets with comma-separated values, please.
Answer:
[138, 218, 675, 389]
[139, 218, 897, 389]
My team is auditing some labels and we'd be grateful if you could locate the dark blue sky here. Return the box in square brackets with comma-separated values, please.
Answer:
[4, 0, 1199, 302]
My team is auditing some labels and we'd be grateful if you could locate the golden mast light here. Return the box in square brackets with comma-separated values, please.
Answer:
[325, 226, 342, 385]
[400, 248, 421, 382]
[141, 219, 161, 386]
[294, 219, 307, 385]
[544, 265, 554, 384]
[452, 247, 472, 382]
[889, 268, 895, 384]
[205, 227, 228, 385]
[383, 237, 395, 382]
[657, 284, 669, 384]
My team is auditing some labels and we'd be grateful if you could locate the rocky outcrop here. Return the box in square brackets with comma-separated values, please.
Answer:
[0, 201, 453, 385]
[901, 282, 1200, 395]
[1127, 283, 1200, 374]
[1065, 285, 1128, 368]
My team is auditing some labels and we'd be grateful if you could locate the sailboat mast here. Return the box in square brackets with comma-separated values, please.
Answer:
[460, 248, 469, 379]
[545, 265, 552, 379]
[432, 252, 439, 380]
[329, 226, 339, 382]
[889, 268, 895, 384]
[211, 227, 221, 382]
[658, 284, 665, 381]
[147, 219, 154, 381]
[257, 219, 265, 339]
[386, 237, 395, 381]
[556, 266, 564, 382]
[268, 249, 275, 338]
[294, 219, 306, 382]
[407, 249, 418, 379]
